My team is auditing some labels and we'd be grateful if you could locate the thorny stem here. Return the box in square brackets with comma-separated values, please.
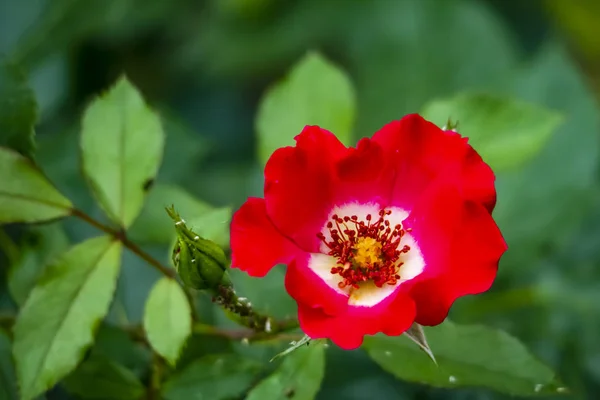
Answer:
[124, 322, 302, 344]
[147, 352, 163, 400]
[3, 312, 300, 347]
[0, 312, 14, 331]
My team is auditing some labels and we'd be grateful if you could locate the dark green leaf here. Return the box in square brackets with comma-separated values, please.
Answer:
[143, 277, 192, 366]
[13, 0, 175, 68]
[175, 334, 232, 370]
[363, 321, 565, 396]
[0, 329, 18, 400]
[93, 324, 151, 375]
[13, 236, 123, 400]
[491, 43, 600, 268]
[351, 0, 518, 134]
[158, 114, 210, 182]
[62, 355, 144, 400]
[0, 59, 37, 158]
[0, 147, 72, 223]
[256, 52, 356, 164]
[421, 93, 563, 171]
[80, 76, 164, 228]
[247, 340, 326, 400]
[161, 354, 262, 400]
[8, 224, 69, 305]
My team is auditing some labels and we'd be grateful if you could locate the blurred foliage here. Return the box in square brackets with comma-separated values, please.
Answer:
[1, 0, 600, 399]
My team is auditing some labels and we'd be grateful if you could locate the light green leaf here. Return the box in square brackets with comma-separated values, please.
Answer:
[129, 184, 212, 244]
[161, 354, 262, 400]
[62, 355, 144, 400]
[143, 277, 192, 366]
[0, 147, 72, 223]
[0, 58, 37, 159]
[81, 76, 164, 228]
[363, 321, 565, 396]
[256, 52, 356, 164]
[421, 93, 563, 171]
[13, 236, 123, 400]
[8, 224, 70, 305]
[0, 329, 18, 400]
[247, 340, 326, 400]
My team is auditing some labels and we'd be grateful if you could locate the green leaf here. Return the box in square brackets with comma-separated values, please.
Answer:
[0, 330, 18, 400]
[143, 277, 192, 366]
[256, 52, 356, 164]
[247, 340, 326, 400]
[12, 0, 176, 68]
[129, 184, 212, 245]
[81, 76, 164, 228]
[421, 93, 563, 171]
[8, 224, 70, 305]
[62, 355, 144, 400]
[0, 59, 37, 159]
[490, 43, 600, 268]
[175, 334, 232, 370]
[350, 0, 518, 134]
[363, 321, 565, 396]
[0, 147, 72, 223]
[161, 354, 262, 400]
[13, 236, 123, 400]
[186, 207, 232, 249]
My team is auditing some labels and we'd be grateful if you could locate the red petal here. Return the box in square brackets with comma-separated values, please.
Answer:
[371, 114, 496, 212]
[403, 181, 464, 277]
[334, 137, 394, 205]
[264, 126, 346, 252]
[284, 254, 348, 316]
[298, 292, 416, 350]
[461, 146, 497, 213]
[409, 200, 507, 326]
[230, 197, 300, 277]
[264, 127, 393, 253]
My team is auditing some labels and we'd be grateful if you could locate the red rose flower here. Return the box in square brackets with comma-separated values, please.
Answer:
[230, 114, 507, 349]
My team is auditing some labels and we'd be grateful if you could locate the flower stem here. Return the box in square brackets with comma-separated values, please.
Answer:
[147, 352, 163, 400]
[213, 285, 299, 334]
[0, 227, 19, 265]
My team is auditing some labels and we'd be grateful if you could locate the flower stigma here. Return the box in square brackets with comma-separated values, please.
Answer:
[317, 209, 410, 289]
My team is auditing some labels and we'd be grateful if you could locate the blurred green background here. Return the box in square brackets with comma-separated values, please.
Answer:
[2, 0, 600, 399]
